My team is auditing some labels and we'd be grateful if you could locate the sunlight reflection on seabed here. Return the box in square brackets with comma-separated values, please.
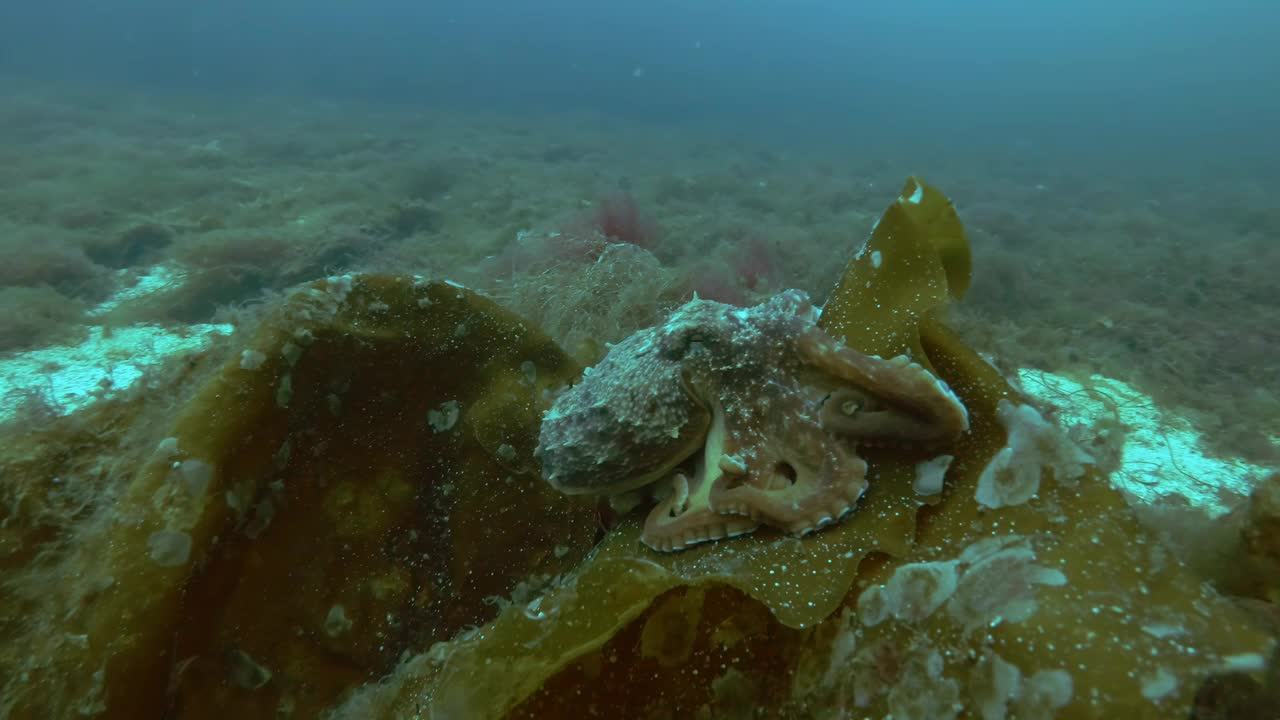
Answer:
[1016, 367, 1271, 516]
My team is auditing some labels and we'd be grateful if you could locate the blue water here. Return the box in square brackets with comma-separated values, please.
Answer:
[2, 1, 1279, 428]
[1, 4, 1279, 718]
[3, 0, 1277, 170]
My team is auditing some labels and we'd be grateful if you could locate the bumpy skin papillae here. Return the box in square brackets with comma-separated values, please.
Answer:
[535, 290, 969, 551]
[538, 351, 710, 497]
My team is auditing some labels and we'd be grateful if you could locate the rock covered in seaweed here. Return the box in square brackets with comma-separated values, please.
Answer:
[0, 274, 596, 719]
[339, 178, 1275, 720]
[2, 178, 1273, 720]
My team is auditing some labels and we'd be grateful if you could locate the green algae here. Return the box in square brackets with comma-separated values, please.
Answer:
[821, 175, 972, 362]
[2, 275, 597, 719]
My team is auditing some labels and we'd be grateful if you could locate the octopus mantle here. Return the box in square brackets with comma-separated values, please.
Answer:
[535, 290, 969, 551]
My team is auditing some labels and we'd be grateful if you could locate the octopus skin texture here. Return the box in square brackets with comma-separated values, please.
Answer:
[535, 290, 970, 552]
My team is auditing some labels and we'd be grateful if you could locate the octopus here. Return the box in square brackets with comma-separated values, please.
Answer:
[535, 290, 970, 552]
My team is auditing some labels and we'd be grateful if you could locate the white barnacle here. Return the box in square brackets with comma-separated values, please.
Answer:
[524, 596, 548, 620]
[1141, 667, 1177, 701]
[913, 455, 953, 496]
[325, 604, 353, 637]
[428, 400, 462, 433]
[240, 349, 267, 370]
[171, 458, 214, 498]
[147, 530, 192, 567]
[155, 436, 180, 458]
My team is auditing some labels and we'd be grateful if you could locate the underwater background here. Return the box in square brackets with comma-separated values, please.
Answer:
[1, 1, 1279, 718]
[1, 0, 1277, 461]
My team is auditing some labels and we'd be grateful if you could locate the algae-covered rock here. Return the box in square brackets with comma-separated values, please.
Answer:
[1, 180, 1273, 720]
[1224, 471, 1280, 606]
[1, 274, 596, 719]
[329, 179, 1273, 720]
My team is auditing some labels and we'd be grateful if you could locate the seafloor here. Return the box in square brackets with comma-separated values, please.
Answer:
[2, 78, 1275, 471]
[2, 75, 1279, 718]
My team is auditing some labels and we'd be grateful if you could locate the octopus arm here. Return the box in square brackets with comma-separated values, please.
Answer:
[797, 329, 969, 448]
[642, 398, 759, 551]
[710, 392, 871, 536]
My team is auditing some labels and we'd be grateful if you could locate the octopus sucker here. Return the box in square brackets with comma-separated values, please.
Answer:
[536, 290, 969, 551]
[641, 399, 761, 550]
[801, 334, 969, 448]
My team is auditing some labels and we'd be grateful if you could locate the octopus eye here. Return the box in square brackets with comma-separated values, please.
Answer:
[827, 388, 880, 417]
[660, 329, 710, 360]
